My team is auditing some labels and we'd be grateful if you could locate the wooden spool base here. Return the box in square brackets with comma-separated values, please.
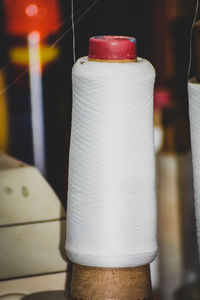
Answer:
[69, 263, 153, 300]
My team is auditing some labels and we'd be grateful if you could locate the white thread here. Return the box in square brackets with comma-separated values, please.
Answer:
[71, 0, 76, 62]
[188, 0, 199, 80]
[188, 78, 200, 258]
[66, 57, 157, 267]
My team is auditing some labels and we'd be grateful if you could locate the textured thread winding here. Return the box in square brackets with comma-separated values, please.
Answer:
[188, 79, 200, 258]
[66, 57, 157, 267]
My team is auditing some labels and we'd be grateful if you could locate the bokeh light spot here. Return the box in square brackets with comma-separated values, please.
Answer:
[25, 4, 38, 17]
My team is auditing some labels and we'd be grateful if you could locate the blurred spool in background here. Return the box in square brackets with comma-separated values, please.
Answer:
[157, 152, 197, 300]
[153, 85, 199, 300]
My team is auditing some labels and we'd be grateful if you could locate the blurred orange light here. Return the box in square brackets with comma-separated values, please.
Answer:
[25, 4, 38, 17]
[9, 45, 59, 66]
[4, 0, 60, 36]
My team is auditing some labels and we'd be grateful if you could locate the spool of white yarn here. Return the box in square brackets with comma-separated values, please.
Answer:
[188, 78, 200, 257]
[66, 36, 157, 268]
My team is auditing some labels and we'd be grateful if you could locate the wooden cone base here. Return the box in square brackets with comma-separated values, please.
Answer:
[69, 263, 153, 300]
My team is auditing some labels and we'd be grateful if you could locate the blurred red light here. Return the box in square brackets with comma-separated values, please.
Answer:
[4, 0, 60, 36]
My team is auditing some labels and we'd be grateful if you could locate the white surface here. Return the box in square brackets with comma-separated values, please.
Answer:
[0, 295, 25, 300]
[66, 57, 157, 267]
[0, 153, 65, 226]
[0, 153, 67, 279]
[150, 258, 159, 290]
[0, 272, 67, 296]
[188, 79, 200, 258]
[0, 220, 67, 279]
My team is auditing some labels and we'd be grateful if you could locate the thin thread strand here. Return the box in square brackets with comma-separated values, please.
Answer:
[188, 0, 199, 80]
[71, 0, 76, 62]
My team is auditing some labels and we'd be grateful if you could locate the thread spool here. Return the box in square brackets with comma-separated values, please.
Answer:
[188, 78, 200, 257]
[188, 23, 200, 260]
[67, 36, 156, 299]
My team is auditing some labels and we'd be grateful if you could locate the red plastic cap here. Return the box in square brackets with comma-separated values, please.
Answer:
[88, 36, 137, 61]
